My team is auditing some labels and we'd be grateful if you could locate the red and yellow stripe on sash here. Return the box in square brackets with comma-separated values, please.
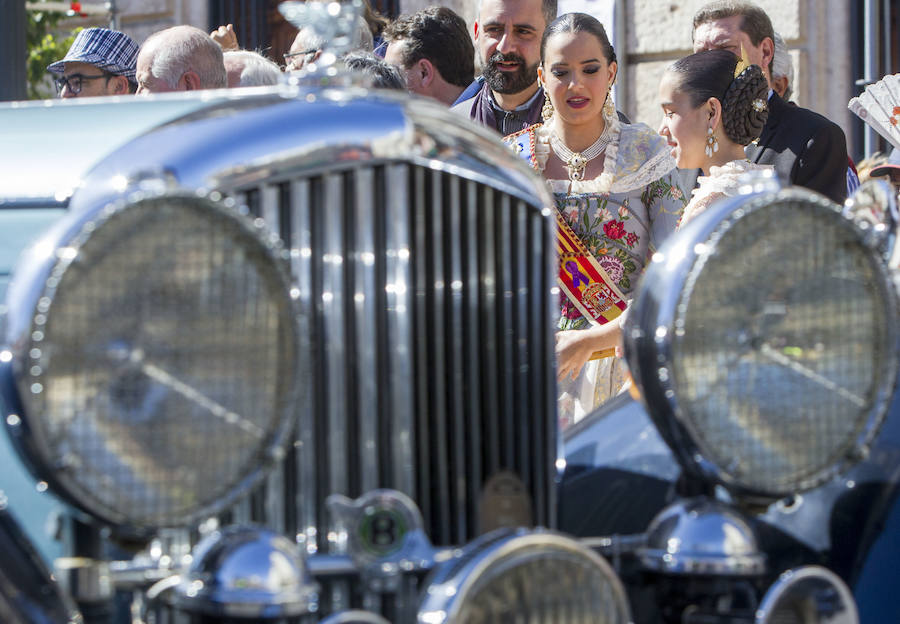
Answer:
[556, 212, 628, 359]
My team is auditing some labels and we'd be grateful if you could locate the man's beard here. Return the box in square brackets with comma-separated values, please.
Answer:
[482, 51, 539, 95]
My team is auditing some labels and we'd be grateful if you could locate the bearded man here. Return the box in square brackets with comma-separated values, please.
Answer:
[452, 0, 558, 135]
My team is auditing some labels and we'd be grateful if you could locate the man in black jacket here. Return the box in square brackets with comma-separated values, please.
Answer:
[692, 1, 848, 204]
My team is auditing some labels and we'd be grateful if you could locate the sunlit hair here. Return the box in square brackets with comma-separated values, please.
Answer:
[771, 32, 793, 100]
[223, 50, 282, 87]
[143, 25, 226, 89]
[540, 12, 616, 67]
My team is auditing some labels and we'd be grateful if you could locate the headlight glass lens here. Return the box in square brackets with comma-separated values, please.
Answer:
[17, 195, 298, 528]
[418, 530, 630, 624]
[672, 197, 894, 494]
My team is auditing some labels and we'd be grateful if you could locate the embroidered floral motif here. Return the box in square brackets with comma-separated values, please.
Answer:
[603, 220, 626, 240]
[598, 255, 624, 282]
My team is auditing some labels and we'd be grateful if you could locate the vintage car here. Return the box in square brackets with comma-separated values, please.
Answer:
[0, 60, 895, 624]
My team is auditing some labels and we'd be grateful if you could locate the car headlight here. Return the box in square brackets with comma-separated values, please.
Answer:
[417, 529, 631, 623]
[625, 188, 898, 499]
[1, 192, 299, 531]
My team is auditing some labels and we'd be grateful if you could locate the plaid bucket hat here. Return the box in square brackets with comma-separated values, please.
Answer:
[47, 28, 139, 79]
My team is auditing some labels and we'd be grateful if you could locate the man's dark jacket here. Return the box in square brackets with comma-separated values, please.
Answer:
[746, 93, 848, 204]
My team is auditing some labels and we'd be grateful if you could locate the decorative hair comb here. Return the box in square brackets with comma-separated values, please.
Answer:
[733, 43, 751, 78]
[848, 73, 900, 151]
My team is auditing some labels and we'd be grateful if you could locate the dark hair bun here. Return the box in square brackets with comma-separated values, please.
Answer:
[721, 64, 769, 146]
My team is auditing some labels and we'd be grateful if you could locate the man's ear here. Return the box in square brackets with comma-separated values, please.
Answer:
[417, 58, 435, 87]
[181, 70, 202, 91]
[771, 75, 788, 99]
[111, 75, 129, 94]
[759, 36, 775, 77]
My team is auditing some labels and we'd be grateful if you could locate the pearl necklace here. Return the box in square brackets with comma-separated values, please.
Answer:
[550, 125, 612, 181]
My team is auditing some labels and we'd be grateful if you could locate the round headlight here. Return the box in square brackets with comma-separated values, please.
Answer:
[625, 188, 898, 498]
[417, 529, 630, 624]
[2, 193, 299, 531]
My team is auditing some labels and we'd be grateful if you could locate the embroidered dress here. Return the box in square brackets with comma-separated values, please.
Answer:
[505, 120, 687, 428]
[681, 159, 774, 225]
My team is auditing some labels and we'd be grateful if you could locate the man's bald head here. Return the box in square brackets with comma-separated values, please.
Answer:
[136, 25, 227, 93]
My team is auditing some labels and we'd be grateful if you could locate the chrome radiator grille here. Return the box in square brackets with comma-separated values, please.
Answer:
[227, 160, 556, 554]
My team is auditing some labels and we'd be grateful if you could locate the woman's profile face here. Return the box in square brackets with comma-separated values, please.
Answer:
[658, 71, 710, 170]
[539, 29, 616, 128]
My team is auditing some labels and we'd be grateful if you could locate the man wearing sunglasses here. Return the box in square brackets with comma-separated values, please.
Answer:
[48, 28, 138, 99]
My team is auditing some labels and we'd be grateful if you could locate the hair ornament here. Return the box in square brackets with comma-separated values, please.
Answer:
[733, 43, 751, 78]
[751, 98, 767, 113]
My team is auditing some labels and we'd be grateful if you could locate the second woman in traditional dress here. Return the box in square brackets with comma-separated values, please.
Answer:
[657, 49, 771, 225]
[505, 12, 687, 428]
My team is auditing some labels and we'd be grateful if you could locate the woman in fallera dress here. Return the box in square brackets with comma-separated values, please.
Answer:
[504, 12, 687, 428]
[658, 48, 772, 225]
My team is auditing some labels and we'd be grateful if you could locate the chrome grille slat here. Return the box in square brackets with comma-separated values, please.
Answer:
[412, 165, 433, 535]
[498, 193, 515, 471]
[323, 172, 349, 512]
[533, 210, 554, 526]
[386, 163, 415, 497]
[513, 201, 530, 497]
[291, 177, 318, 555]
[463, 178, 483, 535]
[263, 182, 286, 536]
[353, 168, 379, 495]
[426, 167, 452, 544]
[446, 173, 467, 544]
[479, 185, 501, 479]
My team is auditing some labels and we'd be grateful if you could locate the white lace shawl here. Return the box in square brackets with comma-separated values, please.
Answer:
[532, 120, 677, 195]
[682, 160, 775, 224]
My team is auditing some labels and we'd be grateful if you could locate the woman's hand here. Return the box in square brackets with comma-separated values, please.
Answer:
[556, 329, 599, 381]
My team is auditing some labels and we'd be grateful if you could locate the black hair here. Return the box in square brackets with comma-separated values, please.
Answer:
[540, 12, 616, 67]
[667, 49, 768, 146]
[383, 7, 474, 88]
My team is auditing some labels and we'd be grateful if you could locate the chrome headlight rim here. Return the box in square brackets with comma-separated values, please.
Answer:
[418, 527, 631, 624]
[755, 565, 859, 624]
[2, 189, 301, 533]
[625, 188, 899, 500]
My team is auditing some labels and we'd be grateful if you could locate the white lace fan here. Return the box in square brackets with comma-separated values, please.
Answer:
[849, 73, 900, 151]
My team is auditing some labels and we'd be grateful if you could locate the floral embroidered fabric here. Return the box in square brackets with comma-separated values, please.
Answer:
[526, 122, 687, 331]
[505, 120, 688, 427]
